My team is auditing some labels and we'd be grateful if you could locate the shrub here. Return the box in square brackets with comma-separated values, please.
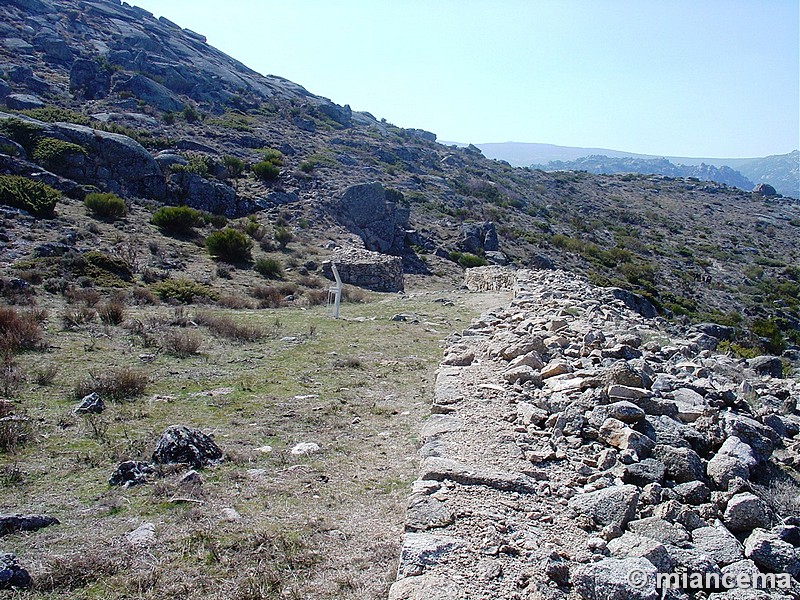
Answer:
[259, 148, 284, 166]
[152, 278, 217, 304]
[73, 367, 149, 401]
[449, 251, 488, 268]
[0, 175, 61, 216]
[0, 401, 31, 453]
[274, 226, 293, 249]
[131, 286, 159, 305]
[0, 307, 44, 353]
[195, 312, 265, 342]
[222, 155, 245, 179]
[170, 153, 214, 177]
[217, 294, 254, 309]
[252, 160, 280, 181]
[163, 330, 203, 357]
[32, 137, 87, 170]
[84, 192, 127, 219]
[151, 205, 205, 234]
[98, 301, 126, 325]
[34, 364, 59, 386]
[751, 318, 786, 355]
[205, 228, 253, 262]
[1, 354, 24, 398]
[254, 257, 283, 279]
[19, 106, 90, 125]
[0, 118, 44, 154]
[62, 306, 96, 328]
[79, 251, 133, 286]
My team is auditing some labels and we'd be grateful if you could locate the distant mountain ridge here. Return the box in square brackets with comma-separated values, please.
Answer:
[471, 142, 799, 198]
[533, 155, 755, 192]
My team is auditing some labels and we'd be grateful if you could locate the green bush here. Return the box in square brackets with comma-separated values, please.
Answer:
[19, 107, 90, 125]
[0, 118, 44, 154]
[152, 278, 217, 304]
[222, 155, 245, 179]
[151, 205, 205, 234]
[448, 251, 488, 269]
[205, 228, 253, 262]
[274, 226, 293, 249]
[258, 148, 284, 166]
[31, 137, 87, 171]
[751, 318, 786, 355]
[170, 154, 213, 177]
[252, 160, 280, 181]
[79, 251, 133, 286]
[254, 257, 283, 279]
[0, 175, 60, 216]
[84, 192, 126, 219]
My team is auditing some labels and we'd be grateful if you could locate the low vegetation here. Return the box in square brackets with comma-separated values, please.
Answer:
[84, 192, 127, 219]
[0, 175, 61, 216]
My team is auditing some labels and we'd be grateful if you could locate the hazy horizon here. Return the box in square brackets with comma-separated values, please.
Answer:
[129, 0, 799, 159]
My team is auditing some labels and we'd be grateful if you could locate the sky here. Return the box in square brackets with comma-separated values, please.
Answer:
[128, 0, 799, 159]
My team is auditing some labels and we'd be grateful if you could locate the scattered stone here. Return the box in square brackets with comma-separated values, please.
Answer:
[744, 528, 800, 578]
[0, 553, 31, 590]
[627, 517, 690, 545]
[220, 507, 241, 522]
[109, 460, 154, 487]
[0, 514, 59, 537]
[125, 522, 156, 546]
[652, 445, 704, 483]
[672, 481, 710, 505]
[623, 459, 665, 487]
[598, 418, 654, 457]
[290, 442, 321, 456]
[746, 356, 783, 378]
[73, 392, 105, 415]
[707, 437, 757, 489]
[152, 426, 223, 468]
[572, 557, 659, 600]
[723, 493, 770, 533]
[607, 532, 674, 572]
[569, 484, 639, 530]
[396, 533, 465, 578]
[691, 525, 743, 566]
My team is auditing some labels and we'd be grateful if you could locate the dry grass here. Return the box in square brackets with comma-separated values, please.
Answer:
[0, 306, 44, 353]
[62, 306, 97, 328]
[195, 312, 266, 342]
[164, 329, 203, 356]
[98, 301, 126, 325]
[0, 401, 31, 454]
[73, 366, 149, 401]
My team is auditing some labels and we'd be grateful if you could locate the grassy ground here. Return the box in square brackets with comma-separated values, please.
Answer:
[1, 284, 509, 599]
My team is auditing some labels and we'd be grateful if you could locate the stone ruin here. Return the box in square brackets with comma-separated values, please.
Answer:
[389, 268, 800, 600]
[323, 246, 404, 293]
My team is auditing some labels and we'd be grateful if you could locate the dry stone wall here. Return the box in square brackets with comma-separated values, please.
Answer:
[389, 269, 800, 600]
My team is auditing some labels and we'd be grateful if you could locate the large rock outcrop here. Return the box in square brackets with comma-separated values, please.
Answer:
[389, 268, 800, 599]
[332, 183, 410, 255]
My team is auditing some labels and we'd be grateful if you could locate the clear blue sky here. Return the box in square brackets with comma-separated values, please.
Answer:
[129, 0, 799, 158]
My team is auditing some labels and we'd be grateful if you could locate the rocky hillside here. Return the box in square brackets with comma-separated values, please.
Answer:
[0, 0, 798, 364]
[733, 151, 800, 201]
[532, 156, 756, 194]
[390, 267, 800, 599]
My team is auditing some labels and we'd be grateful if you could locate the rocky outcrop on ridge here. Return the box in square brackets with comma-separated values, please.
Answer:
[390, 268, 799, 599]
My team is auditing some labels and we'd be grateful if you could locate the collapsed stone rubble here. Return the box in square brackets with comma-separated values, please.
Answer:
[390, 268, 800, 600]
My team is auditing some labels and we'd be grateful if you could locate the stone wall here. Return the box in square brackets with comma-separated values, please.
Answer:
[463, 265, 517, 292]
[322, 246, 404, 293]
[389, 268, 800, 599]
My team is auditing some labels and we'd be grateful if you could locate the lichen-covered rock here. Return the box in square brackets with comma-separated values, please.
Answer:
[168, 171, 246, 217]
[69, 58, 112, 100]
[152, 425, 223, 468]
[569, 485, 640, 530]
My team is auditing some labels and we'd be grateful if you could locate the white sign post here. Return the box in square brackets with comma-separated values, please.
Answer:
[328, 263, 343, 319]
